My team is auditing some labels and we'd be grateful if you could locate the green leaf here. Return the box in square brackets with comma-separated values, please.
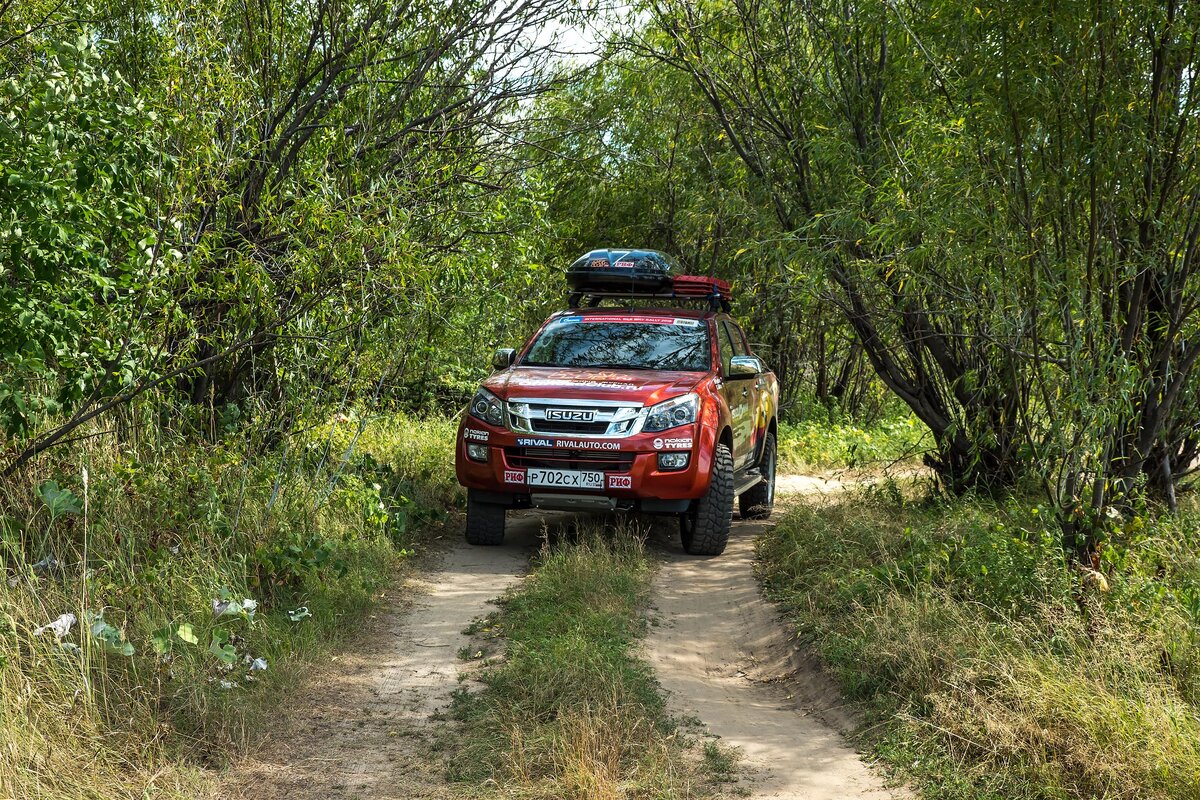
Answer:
[176, 622, 198, 644]
[208, 628, 237, 664]
[37, 480, 82, 520]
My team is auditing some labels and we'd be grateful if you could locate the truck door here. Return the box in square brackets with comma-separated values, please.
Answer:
[718, 320, 756, 469]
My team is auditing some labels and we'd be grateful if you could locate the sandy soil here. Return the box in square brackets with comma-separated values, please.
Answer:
[645, 475, 910, 799]
[220, 510, 555, 800]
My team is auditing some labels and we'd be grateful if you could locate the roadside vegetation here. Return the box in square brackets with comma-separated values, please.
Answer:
[758, 487, 1200, 800]
[777, 408, 929, 473]
[0, 415, 456, 800]
[449, 528, 712, 799]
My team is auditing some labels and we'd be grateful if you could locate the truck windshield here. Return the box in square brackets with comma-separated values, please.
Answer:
[521, 315, 711, 372]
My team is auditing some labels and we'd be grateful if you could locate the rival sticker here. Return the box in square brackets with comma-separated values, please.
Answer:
[556, 439, 622, 451]
[504, 470, 526, 484]
[652, 437, 693, 450]
[607, 475, 633, 490]
[516, 437, 555, 448]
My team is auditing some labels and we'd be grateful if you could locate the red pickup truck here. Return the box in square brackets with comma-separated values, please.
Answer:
[454, 249, 779, 555]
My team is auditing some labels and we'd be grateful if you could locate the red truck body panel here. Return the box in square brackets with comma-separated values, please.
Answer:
[454, 306, 777, 511]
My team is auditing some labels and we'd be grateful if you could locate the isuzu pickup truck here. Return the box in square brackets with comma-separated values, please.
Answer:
[454, 248, 779, 555]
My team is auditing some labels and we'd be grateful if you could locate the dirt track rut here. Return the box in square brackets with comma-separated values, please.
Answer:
[646, 475, 907, 799]
[223, 510, 549, 799]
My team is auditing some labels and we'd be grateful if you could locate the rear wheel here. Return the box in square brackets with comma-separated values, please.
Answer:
[680, 443, 734, 555]
[465, 490, 506, 545]
[739, 432, 777, 520]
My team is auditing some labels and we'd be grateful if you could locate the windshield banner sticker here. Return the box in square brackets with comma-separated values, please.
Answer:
[577, 315, 675, 325]
[653, 436, 693, 450]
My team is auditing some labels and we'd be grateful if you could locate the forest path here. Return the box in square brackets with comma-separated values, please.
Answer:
[645, 474, 910, 799]
[223, 474, 907, 799]
[219, 509, 556, 799]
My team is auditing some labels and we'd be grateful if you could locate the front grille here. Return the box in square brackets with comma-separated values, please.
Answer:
[530, 419, 612, 435]
[507, 398, 642, 438]
[505, 447, 635, 473]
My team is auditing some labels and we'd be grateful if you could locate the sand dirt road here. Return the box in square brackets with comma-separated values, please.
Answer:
[224, 475, 907, 799]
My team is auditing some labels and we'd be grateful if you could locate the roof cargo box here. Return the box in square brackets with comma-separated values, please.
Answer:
[566, 249, 677, 293]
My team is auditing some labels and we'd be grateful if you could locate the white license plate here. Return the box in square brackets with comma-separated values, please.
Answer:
[526, 468, 603, 490]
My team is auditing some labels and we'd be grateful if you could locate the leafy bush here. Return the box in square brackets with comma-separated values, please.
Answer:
[777, 413, 930, 471]
[758, 490, 1200, 799]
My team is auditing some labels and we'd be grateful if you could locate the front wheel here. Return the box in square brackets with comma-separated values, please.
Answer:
[739, 432, 777, 520]
[465, 489, 506, 545]
[680, 443, 734, 556]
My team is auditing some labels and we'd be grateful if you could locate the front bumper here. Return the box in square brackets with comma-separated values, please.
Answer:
[454, 417, 716, 511]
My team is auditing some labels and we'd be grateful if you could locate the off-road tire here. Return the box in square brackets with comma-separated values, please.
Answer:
[465, 490, 506, 545]
[680, 443, 734, 556]
[739, 432, 777, 520]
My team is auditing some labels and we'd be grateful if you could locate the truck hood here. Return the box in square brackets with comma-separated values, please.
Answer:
[483, 366, 707, 407]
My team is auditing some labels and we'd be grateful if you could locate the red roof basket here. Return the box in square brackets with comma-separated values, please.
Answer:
[567, 273, 732, 312]
[672, 275, 732, 297]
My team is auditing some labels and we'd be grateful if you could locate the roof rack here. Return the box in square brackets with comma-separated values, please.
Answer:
[567, 275, 733, 313]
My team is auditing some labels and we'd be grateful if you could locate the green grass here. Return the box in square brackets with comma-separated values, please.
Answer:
[0, 411, 457, 800]
[757, 486, 1200, 800]
[448, 527, 709, 799]
[777, 414, 930, 472]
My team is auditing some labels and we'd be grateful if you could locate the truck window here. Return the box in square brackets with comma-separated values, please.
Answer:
[522, 316, 711, 372]
[721, 321, 749, 358]
[719, 321, 747, 375]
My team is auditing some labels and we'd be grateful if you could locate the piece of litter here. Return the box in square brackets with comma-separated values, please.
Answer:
[32, 555, 61, 578]
[213, 597, 257, 618]
[249, 657, 268, 671]
[35, 613, 77, 640]
[287, 606, 312, 622]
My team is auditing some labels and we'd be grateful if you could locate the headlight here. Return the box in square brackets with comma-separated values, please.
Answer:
[643, 393, 699, 432]
[468, 388, 505, 427]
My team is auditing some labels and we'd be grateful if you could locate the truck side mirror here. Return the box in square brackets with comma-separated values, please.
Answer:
[491, 348, 516, 370]
[728, 355, 763, 378]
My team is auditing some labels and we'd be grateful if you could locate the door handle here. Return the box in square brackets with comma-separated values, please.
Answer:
[741, 387, 749, 398]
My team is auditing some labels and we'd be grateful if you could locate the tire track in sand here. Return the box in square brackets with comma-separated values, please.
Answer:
[222, 510, 555, 800]
[646, 475, 910, 799]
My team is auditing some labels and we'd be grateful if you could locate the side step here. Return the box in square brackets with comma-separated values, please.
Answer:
[734, 468, 764, 497]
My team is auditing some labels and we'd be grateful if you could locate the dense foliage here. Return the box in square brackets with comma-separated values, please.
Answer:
[633, 0, 1200, 534]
